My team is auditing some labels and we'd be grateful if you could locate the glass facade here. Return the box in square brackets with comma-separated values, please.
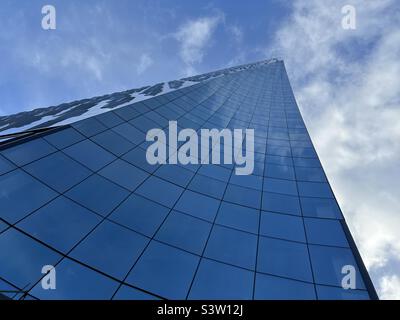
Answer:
[0, 60, 377, 300]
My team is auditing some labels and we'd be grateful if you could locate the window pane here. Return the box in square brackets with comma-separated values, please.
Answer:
[260, 211, 305, 242]
[295, 167, 327, 182]
[72, 117, 107, 137]
[29, 258, 119, 300]
[0, 170, 57, 223]
[113, 285, 159, 300]
[229, 174, 263, 190]
[70, 220, 148, 279]
[297, 181, 333, 198]
[262, 192, 301, 216]
[154, 165, 195, 188]
[122, 146, 159, 173]
[265, 164, 295, 180]
[109, 194, 169, 237]
[1, 138, 56, 166]
[305, 218, 349, 247]
[136, 176, 183, 208]
[188, 259, 254, 300]
[205, 225, 257, 270]
[0, 228, 61, 288]
[126, 241, 199, 299]
[301, 197, 342, 219]
[216, 201, 259, 234]
[91, 130, 134, 156]
[17, 196, 101, 253]
[66, 174, 129, 216]
[99, 159, 148, 191]
[174, 190, 220, 222]
[0, 154, 16, 175]
[112, 123, 145, 145]
[224, 184, 261, 209]
[95, 111, 124, 128]
[155, 211, 211, 254]
[254, 273, 315, 300]
[24, 152, 91, 193]
[263, 177, 298, 196]
[309, 245, 366, 289]
[188, 174, 227, 199]
[316, 285, 369, 300]
[43, 127, 85, 149]
[64, 139, 116, 171]
[257, 237, 313, 282]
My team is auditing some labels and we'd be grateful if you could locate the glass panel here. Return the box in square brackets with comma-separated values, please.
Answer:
[174, 190, 220, 222]
[17, 196, 101, 253]
[297, 181, 333, 198]
[91, 130, 134, 156]
[0, 170, 57, 223]
[293, 157, 321, 168]
[265, 164, 295, 180]
[198, 165, 231, 182]
[99, 159, 148, 191]
[291, 147, 317, 158]
[24, 152, 91, 193]
[70, 220, 148, 280]
[263, 177, 298, 196]
[72, 117, 107, 137]
[29, 258, 119, 299]
[1, 138, 56, 166]
[136, 176, 183, 208]
[224, 184, 261, 209]
[109, 194, 169, 237]
[95, 111, 124, 128]
[254, 273, 315, 300]
[229, 174, 263, 190]
[309, 245, 366, 289]
[316, 285, 369, 300]
[43, 127, 85, 150]
[154, 165, 195, 188]
[204, 225, 257, 270]
[113, 285, 160, 300]
[188, 174, 226, 199]
[295, 167, 327, 182]
[301, 197, 342, 219]
[304, 218, 349, 247]
[0, 228, 61, 288]
[0, 154, 16, 175]
[188, 259, 253, 299]
[260, 211, 305, 242]
[126, 241, 199, 299]
[262, 192, 301, 215]
[112, 123, 145, 145]
[257, 237, 313, 282]
[65, 174, 129, 216]
[155, 211, 211, 254]
[216, 201, 259, 234]
[64, 139, 116, 171]
[122, 146, 159, 173]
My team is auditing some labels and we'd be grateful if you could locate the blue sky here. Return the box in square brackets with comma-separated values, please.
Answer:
[1, 0, 399, 299]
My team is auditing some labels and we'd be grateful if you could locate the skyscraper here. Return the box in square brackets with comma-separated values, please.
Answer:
[0, 59, 377, 300]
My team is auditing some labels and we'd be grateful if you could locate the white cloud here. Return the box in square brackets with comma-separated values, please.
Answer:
[265, 0, 400, 298]
[379, 275, 400, 300]
[228, 25, 243, 43]
[175, 14, 223, 76]
[136, 53, 154, 75]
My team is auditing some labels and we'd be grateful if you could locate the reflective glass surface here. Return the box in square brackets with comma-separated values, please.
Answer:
[0, 60, 374, 300]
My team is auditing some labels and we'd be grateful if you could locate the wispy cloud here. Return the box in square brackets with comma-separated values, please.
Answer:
[265, 0, 400, 298]
[136, 53, 154, 75]
[379, 275, 400, 299]
[174, 13, 224, 76]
